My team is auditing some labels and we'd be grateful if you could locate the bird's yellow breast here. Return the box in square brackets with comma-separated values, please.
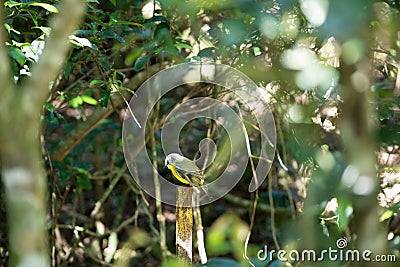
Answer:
[168, 164, 190, 185]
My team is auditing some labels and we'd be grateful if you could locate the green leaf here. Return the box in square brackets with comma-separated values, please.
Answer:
[109, 21, 142, 26]
[74, 29, 95, 35]
[69, 35, 98, 50]
[125, 46, 144, 66]
[119, 86, 135, 95]
[253, 46, 262, 56]
[77, 176, 92, 189]
[134, 55, 150, 71]
[69, 96, 83, 108]
[64, 64, 72, 79]
[81, 95, 98, 105]
[33, 26, 51, 36]
[74, 167, 93, 190]
[379, 209, 394, 222]
[4, 23, 11, 33]
[161, 258, 187, 267]
[321, 220, 330, 237]
[175, 42, 192, 50]
[59, 170, 70, 180]
[55, 112, 64, 121]
[154, 23, 171, 43]
[5, 1, 58, 13]
[99, 89, 111, 107]
[109, 11, 120, 23]
[198, 47, 215, 58]
[337, 198, 353, 230]
[29, 2, 58, 13]
[4, 1, 21, 7]
[45, 103, 55, 112]
[22, 39, 45, 62]
[90, 79, 106, 86]
[146, 16, 168, 24]
[9, 47, 26, 66]
[4, 23, 20, 34]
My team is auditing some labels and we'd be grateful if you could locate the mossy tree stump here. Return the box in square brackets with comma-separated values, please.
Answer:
[176, 187, 193, 264]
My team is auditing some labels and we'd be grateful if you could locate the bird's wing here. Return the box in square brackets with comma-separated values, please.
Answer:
[187, 168, 203, 176]
[175, 167, 203, 186]
[176, 158, 202, 176]
[177, 170, 197, 186]
[187, 162, 203, 176]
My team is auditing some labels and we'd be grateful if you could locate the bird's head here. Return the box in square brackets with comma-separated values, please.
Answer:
[165, 153, 182, 168]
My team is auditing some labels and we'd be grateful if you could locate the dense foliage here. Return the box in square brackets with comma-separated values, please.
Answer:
[1, 0, 400, 266]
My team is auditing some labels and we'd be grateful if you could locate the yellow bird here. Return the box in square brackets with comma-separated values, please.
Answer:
[165, 153, 208, 194]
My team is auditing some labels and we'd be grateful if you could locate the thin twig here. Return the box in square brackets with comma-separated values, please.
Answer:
[150, 116, 170, 259]
[90, 167, 125, 218]
[237, 105, 259, 267]
[44, 146, 59, 266]
[276, 117, 297, 219]
[193, 192, 207, 264]
[222, 192, 291, 214]
[268, 171, 281, 250]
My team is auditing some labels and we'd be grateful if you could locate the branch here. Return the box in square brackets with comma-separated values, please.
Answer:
[52, 64, 160, 161]
[222, 192, 292, 214]
[193, 193, 207, 264]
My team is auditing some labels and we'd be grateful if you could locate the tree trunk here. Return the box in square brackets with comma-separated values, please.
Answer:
[340, 60, 389, 266]
[0, 1, 85, 266]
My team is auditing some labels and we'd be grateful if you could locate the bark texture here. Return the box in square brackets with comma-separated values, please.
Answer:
[0, 1, 85, 266]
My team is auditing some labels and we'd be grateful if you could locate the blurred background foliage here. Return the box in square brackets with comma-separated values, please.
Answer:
[1, 0, 400, 266]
